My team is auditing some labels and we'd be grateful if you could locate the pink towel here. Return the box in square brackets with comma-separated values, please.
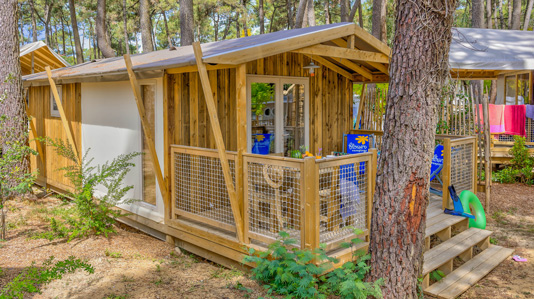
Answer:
[489, 104, 505, 133]
[504, 105, 526, 136]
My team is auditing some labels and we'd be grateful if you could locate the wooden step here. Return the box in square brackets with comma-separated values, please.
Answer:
[423, 228, 492, 276]
[425, 245, 514, 299]
[426, 215, 467, 238]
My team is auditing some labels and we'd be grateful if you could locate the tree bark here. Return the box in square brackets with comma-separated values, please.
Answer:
[490, 80, 497, 104]
[259, 0, 265, 34]
[140, 0, 154, 52]
[96, 0, 115, 57]
[372, 0, 387, 42]
[123, 0, 129, 54]
[162, 10, 172, 47]
[324, 0, 331, 24]
[30, 2, 37, 42]
[525, 0, 534, 30]
[340, 0, 349, 22]
[0, 0, 28, 190]
[512, 0, 521, 29]
[306, 0, 315, 26]
[368, 0, 457, 297]
[294, 0, 307, 28]
[287, 0, 293, 29]
[472, 0, 484, 104]
[507, 0, 512, 29]
[486, 0, 493, 28]
[349, 0, 363, 26]
[180, 0, 194, 46]
[68, 0, 84, 63]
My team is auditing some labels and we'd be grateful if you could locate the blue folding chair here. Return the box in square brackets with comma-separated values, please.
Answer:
[430, 144, 445, 196]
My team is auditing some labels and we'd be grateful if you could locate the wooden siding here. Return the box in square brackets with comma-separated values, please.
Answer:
[166, 53, 353, 155]
[28, 83, 82, 191]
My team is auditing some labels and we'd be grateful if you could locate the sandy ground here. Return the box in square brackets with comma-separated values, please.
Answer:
[0, 183, 532, 299]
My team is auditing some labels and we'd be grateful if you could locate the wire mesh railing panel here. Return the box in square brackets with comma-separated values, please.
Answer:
[318, 160, 368, 245]
[246, 160, 302, 247]
[494, 118, 534, 143]
[450, 142, 474, 193]
[174, 150, 236, 231]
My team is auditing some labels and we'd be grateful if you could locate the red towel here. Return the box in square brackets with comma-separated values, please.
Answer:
[504, 105, 526, 136]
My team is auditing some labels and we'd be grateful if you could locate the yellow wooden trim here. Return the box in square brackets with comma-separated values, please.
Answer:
[166, 64, 236, 74]
[123, 54, 169, 201]
[25, 100, 46, 168]
[306, 55, 353, 80]
[442, 138, 452, 210]
[292, 44, 389, 64]
[353, 25, 392, 56]
[192, 42, 245, 243]
[45, 67, 79, 163]
[338, 58, 373, 80]
[236, 63, 247, 240]
[368, 62, 389, 76]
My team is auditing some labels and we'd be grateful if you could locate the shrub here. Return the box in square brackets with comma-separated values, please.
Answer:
[0, 256, 93, 299]
[41, 138, 140, 241]
[243, 231, 383, 299]
[492, 136, 534, 184]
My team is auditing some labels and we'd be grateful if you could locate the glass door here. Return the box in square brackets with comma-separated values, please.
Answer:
[247, 76, 309, 156]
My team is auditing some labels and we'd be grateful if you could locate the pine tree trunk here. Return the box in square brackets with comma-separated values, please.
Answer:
[524, 0, 534, 30]
[180, 0, 194, 46]
[472, 0, 484, 104]
[0, 0, 28, 191]
[140, 0, 153, 52]
[287, 0, 293, 29]
[324, 0, 331, 24]
[259, 0, 265, 34]
[372, 0, 387, 42]
[306, 0, 315, 26]
[294, 0, 307, 28]
[162, 11, 172, 46]
[340, 0, 349, 22]
[512, 0, 520, 29]
[96, 0, 115, 57]
[123, 0, 129, 54]
[30, 1, 37, 42]
[368, 0, 457, 297]
[486, 0, 493, 28]
[69, 0, 84, 63]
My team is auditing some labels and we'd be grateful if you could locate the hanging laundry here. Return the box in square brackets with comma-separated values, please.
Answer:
[504, 105, 526, 136]
[525, 105, 534, 120]
[488, 104, 505, 133]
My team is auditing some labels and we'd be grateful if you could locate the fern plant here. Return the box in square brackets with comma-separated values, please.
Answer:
[0, 256, 93, 299]
[243, 230, 383, 299]
[42, 138, 141, 241]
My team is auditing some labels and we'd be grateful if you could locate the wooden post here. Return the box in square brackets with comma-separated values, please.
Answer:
[355, 84, 366, 129]
[442, 138, 452, 210]
[236, 64, 247, 238]
[123, 55, 168, 201]
[368, 149, 377, 242]
[192, 42, 245, 243]
[303, 157, 319, 249]
[25, 98, 46, 168]
[481, 93, 491, 211]
[163, 71, 174, 247]
[45, 66, 79, 163]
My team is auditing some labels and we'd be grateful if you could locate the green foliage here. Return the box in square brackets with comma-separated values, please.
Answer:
[0, 256, 93, 299]
[243, 231, 383, 299]
[39, 138, 140, 241]
[430, 270, 446, 282]
[105, 249, 123, 258]
[250, 83, 274, 117]
[493, 136, 534, 184]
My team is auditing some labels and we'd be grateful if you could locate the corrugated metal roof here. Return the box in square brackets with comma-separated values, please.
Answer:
[23, 23, 359, 85]
[450, 27, 534, 70]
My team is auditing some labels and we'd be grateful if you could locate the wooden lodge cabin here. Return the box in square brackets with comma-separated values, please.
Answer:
[20, 41, 69, 75]
[449, 27, 534, 164]
[23, 23, 509, 298]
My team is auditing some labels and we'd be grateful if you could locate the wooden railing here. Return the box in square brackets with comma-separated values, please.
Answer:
[170, 145, 238, 233]
[242, 151, 376, 252]
[435, 135, 477, 209]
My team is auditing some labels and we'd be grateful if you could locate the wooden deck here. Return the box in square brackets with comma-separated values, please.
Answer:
[423, 194, 513, 299]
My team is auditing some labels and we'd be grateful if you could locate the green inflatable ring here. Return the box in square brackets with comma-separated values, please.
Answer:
[459, 190, 486, 229]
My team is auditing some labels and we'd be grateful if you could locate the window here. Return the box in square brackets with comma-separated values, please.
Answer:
[505, 73, 531, 105]
[247, 76, 309, 156]
[50, 85, 62, 117]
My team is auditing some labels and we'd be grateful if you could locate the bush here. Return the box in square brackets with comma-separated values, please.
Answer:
[0, 256, 93, 299]
[243, 231, 383, 299]
[40, 138, 140, 241]
[492, 136, 534, 184]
